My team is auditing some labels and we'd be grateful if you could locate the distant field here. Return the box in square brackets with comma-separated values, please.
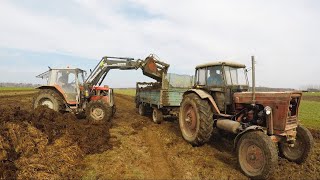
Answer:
[303, 92, 320, 97]
[114, 88, 136, 96]
[300, 101, 320, 129]
[0, 87, 36, 91]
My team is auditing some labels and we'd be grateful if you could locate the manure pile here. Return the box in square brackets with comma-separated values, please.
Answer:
[0, 106, 111, 179]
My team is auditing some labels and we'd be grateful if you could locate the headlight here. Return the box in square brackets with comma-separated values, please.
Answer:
[264, 106, 272, 115]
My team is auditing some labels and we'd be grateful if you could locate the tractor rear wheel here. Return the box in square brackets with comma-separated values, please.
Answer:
[152, 108, 163, 124]
[279, 126, 313, 164]
[33, 89, 65, 112]
[237, 131, 278, 179]
[179, 93, 213, 146]
[86, 100, 112, 124]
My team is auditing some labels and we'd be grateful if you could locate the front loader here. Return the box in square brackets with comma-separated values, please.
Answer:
[34, 54, 169, 124]
[179, 57, 313, 179]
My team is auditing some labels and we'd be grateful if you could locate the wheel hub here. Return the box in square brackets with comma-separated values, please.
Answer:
[41, 99, 54, 109]
[245, 144, 265, 170]
[91, 107, 105, 121]
[153, 110, 157, 120]
[183, 105, 197, 135]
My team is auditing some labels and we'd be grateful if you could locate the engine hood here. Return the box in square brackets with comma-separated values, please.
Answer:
[233, 91, 302, 104]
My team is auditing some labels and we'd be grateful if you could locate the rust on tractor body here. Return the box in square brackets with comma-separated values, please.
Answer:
[178, 57, 313, 179]
[234, 91, 301, 133]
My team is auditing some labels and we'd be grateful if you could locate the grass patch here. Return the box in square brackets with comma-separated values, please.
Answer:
[299, 100, 320, 129]
[303, 92, 320, 97]
[114, 88, 135, 96]
[0, 87, 36, 91]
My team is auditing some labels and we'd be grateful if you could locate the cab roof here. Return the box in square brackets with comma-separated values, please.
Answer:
[196, 61, 246, 69]
[36, 68, 85, 79]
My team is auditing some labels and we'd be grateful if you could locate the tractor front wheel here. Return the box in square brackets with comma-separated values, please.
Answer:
[179, 93, 213, 146]
[237, 131, 278, 179]
[86, 100, 112, 124]
[33, 89, 65, 112]
[279, 126, 313, 164]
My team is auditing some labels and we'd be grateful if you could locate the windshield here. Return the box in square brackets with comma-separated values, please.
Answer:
[207, 66, 223, 86]
[224, 66, 248, 85]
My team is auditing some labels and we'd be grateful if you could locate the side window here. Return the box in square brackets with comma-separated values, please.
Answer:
[197, 68, 206, 85]
[77, 72, 84, 84]
[56, 71, 67, 85]
[68, 73, 75, 84]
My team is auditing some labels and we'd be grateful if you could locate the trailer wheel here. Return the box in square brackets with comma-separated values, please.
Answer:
[279, 126, 313, 164]
[138, 103, 146, 116]
[86, 100, 112, 124]
[33, 89, 65, 112]
[152, 108, 163, 124]
[237, 131, 278, 179]
[179, 93, 213, 146]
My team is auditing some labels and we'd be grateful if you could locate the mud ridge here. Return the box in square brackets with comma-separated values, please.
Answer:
[0, 106, 111, 179]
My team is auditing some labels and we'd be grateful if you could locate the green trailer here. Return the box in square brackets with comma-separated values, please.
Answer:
[135, 73, 193, 123]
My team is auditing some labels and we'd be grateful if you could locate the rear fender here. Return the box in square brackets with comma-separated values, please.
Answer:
[233, 125, 264, 150]
[184, 89, 220, 114]
[37, 85, 67, 102]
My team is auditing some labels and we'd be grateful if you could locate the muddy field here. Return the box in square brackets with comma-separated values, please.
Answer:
[0, 91, 319, 179]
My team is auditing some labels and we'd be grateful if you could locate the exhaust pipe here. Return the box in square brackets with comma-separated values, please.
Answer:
[251, 56, 256, 105]
[264, 106, 274, 135]
[216, 119, 241, 134]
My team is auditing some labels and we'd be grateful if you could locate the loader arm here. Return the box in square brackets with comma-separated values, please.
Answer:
[85, 54, 169, 88]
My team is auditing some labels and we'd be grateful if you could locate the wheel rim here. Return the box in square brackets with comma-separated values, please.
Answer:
[139, 104, 143, 115]
[240, 141, 265, 175]
[281, 135, 304, 159]
[153, 109, 157, 122]
[91, 106, 105, 121]
[182, 104, 197, 136]
[40, 98, 54, 109]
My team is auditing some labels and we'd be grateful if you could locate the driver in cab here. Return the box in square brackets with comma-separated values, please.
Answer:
[58, 72, 76, 92]
[58, 73, 68, 87]
[207, 67, 223, 86]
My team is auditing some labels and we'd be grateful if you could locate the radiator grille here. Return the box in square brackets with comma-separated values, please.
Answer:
[287, 116, 297, 125]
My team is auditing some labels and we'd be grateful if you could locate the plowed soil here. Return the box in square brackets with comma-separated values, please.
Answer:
[0, 91, 319, 179]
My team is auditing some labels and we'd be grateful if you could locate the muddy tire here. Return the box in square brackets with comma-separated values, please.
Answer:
[237, 131, 278, 179]
[112, 105, 117, 117]
[138, 103, 146, 116]
[33, 89, 65, 112]
[179, 93, 213, 146]
[152, 108, 163, 124]
[86, 100, 112, 124]
[279, 126, 313, 164]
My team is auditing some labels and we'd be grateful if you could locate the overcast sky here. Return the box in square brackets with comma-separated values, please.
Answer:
[0, 0, 319, 89]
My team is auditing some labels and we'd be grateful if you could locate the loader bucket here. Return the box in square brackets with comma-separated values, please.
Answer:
[142, 55, 169, 81]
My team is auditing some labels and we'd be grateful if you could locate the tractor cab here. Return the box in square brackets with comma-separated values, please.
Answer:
[36, 68, 86, 104]
[194, 62, 249, 113]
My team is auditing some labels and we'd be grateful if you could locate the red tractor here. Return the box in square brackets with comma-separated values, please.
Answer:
[34, 54, 168, 123]
[179, 57, 313, 179]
